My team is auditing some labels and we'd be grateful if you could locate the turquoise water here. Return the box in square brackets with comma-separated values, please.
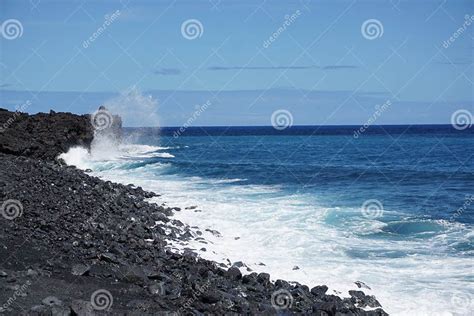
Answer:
[63, 125, 473, 315]
[134, 125, 474, 228]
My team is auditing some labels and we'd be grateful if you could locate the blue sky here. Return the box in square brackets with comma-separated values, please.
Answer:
[0, 0, 473, 126]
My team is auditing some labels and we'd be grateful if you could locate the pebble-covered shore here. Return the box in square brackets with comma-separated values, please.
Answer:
[0, 109, 387, 315]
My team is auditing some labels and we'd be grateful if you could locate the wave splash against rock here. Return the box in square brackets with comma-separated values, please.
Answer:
[0, 108, 388, 315]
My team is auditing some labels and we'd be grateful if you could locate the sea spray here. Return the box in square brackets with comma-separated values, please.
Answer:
[59, 126, 474, 315]
[102, 86, 160, 128]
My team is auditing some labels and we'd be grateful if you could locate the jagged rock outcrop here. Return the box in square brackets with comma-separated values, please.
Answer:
[0, 108, 388, 315]
[92, 106, 123, 143]
[0, 108, 94, 161]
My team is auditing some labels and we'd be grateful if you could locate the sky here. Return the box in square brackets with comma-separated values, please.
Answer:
[0, 0, 473, 127]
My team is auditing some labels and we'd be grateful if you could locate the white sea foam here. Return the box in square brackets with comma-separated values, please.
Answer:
[59, 143, 474, 316]
[59, 136, 173, 169]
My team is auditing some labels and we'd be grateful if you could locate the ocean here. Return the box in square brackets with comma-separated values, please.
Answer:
[61, 125, 473, 315]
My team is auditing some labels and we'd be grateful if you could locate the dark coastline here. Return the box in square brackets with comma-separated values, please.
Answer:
[0, 109, 388, 315]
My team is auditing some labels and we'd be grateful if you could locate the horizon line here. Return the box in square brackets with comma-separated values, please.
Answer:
[125, 123, 462, 129]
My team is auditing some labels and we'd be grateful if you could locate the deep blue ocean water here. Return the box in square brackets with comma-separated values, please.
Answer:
[131, 125, 474, 226]
[63, 124, 473, 314]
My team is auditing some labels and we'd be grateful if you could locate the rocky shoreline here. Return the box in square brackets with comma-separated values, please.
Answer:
[0, 108, 387, 315]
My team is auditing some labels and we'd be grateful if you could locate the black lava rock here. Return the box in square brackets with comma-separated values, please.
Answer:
[225, 267, 242, 281]
[0, 110, 387, 315]
[0, 108, 94, 160]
